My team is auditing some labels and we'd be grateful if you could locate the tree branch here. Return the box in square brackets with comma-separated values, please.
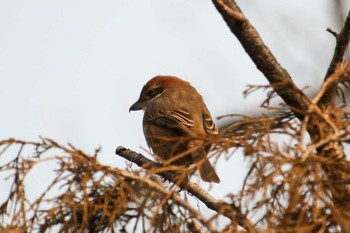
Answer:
[319, 10, 350, 107]
[211, 1, 350, 231]
[212, 0, 311, 118]
[115, 146, 257, 233]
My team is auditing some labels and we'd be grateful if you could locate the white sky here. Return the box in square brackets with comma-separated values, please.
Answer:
[1, 0, 349, 229]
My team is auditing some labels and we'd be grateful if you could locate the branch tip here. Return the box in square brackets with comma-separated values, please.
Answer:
[327, 27, 339, 38]
[115, 146, 126, 154]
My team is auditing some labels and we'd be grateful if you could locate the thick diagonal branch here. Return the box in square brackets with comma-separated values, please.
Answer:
[115, 146, 257, 233]
[212, 0, 310, 118]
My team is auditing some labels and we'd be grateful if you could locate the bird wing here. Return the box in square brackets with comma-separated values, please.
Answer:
[147, 109, 194, 132]
[202, 108, 218, 135]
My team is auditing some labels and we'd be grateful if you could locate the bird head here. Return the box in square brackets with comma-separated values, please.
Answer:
[129, 75, 191, 112]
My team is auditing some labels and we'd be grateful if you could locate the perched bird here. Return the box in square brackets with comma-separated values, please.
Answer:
[129, 76, 220, 183]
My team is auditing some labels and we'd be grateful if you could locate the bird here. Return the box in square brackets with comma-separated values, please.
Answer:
[129, 75, 220, 183]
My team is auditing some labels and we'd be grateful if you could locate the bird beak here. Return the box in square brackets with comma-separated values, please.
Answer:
[129, 100, 144, 112]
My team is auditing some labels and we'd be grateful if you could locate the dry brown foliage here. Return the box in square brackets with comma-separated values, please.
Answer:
[0, 138, 215, 232]
[1, 1, 350, 232]
[217, 65, 350, 233]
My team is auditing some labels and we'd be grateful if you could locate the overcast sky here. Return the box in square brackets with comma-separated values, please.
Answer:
[1, 0, 349, 227]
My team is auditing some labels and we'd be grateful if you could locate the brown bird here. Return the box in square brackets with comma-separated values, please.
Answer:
[129, 75, 220, 183]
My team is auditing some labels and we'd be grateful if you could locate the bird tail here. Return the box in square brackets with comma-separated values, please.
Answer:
[188, 141, 220, 183]
[198, 158, 220, 183]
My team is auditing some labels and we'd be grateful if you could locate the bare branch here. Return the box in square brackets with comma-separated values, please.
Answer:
[212, 0, 310, 118]
[115, 146, 257, 233]
[326, 11, 350, 78]
[320, 11, 350, 107]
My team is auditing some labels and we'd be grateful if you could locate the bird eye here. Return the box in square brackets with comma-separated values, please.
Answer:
[147, 89, 154, 97]
[147, 87, 163, 98]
